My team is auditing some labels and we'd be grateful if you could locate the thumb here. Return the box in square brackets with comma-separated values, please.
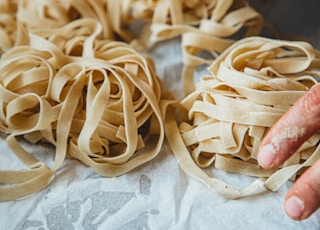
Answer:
[284, 157, 320, 220]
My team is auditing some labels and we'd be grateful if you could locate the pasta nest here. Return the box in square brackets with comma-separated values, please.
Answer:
[0, 18, 166, 201]
[166, 36, 320, 199]
[0, 0, 263, 95]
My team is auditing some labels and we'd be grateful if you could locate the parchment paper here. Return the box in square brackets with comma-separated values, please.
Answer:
[1, 1, 320, 229]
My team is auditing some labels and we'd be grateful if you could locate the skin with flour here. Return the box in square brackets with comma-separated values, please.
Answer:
[258, 83, 320, 221]
[270, 127, 306, 153]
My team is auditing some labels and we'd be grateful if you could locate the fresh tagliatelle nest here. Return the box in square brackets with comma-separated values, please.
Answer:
[0, 18, 168, 201]
[0, 0, 263, 93]
[165, 37, 320, 199]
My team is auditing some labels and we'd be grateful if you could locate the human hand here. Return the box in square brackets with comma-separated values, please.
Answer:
[257, 83, 320, 221]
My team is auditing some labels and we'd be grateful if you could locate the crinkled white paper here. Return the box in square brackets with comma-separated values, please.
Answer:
[1, 1, 320, 229]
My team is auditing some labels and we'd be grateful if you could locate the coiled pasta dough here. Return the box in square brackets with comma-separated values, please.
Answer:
[0, 0, 263, 95]
[129, 0, 264, 94]
[1, 0, 318, 201]
[165, 37, 320, 199]
[0, 18, 166, 201]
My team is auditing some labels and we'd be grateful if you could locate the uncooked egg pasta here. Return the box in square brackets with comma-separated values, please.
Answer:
[165, 37, 320, 199]
[1, 0, 319, 201]
[0, 18, 165, 201]
[1, 0, 263, 94]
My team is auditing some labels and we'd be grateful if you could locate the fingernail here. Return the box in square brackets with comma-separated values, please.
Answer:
[258, 144, 276, 168]
[285, 196, 304, 219]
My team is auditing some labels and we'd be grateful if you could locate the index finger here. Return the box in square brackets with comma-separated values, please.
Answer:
[258, 83, 320, 169]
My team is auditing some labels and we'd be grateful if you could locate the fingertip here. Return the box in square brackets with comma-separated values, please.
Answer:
[257, 144, 276, 169]
[285, 195, 305, 220]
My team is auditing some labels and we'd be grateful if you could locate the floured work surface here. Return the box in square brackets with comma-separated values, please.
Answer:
[1, 0, 320, 229]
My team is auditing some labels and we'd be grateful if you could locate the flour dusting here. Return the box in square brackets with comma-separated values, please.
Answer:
[271, 126, 306, 151]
